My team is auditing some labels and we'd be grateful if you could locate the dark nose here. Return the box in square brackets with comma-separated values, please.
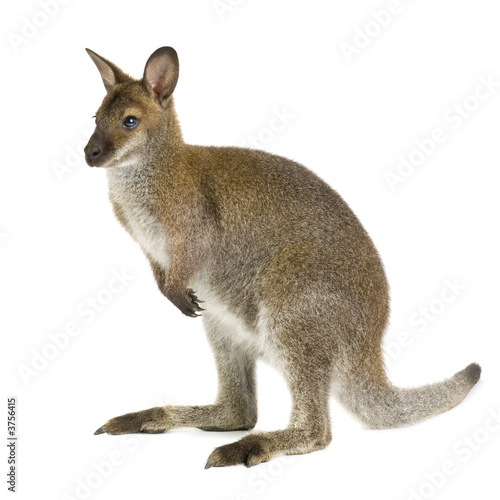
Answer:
[84, 142, 102, 165]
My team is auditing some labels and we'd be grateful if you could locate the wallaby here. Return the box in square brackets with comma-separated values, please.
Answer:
[84, 46, 481, 468]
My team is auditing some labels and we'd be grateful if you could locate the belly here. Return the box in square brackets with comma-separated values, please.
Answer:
[195, 279, 272, 361]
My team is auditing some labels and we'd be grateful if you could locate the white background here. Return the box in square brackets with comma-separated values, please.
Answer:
[2, 0, 499, 499]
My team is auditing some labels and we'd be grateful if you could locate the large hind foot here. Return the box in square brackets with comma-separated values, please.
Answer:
[94, 406, 169, 435]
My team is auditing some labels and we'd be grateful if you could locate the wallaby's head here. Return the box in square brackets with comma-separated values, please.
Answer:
[84, 47, 180, 168]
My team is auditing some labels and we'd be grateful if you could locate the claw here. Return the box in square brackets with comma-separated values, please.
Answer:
[184, 288, 205, 317]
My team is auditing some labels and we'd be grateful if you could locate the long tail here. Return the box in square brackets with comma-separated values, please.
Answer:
[336, 362, 481, 430]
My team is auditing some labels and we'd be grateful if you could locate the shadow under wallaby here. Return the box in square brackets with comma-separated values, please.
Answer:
[84, 46, 481, 468]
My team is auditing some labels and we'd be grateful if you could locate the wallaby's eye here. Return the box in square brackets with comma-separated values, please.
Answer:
[122, 116, 139, 129]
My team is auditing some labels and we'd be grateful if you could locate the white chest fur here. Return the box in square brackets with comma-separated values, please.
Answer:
[107, 168, 170, 269]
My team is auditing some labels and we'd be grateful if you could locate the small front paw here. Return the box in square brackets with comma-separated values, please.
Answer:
[169, 288, 204, 317]
[186, 289, 204, 316]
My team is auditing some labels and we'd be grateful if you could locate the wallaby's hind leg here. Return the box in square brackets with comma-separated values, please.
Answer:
[205, 350, 333, 468]
[94, 314, 257, 435]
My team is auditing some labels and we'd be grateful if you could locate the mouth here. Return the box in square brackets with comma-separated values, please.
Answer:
[84, 150, 108, 168]
[84, 142, 135, 169]
[85, 157, 96, 167]
[85, 153, 128, 169]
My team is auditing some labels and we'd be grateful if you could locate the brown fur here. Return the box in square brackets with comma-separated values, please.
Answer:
[84, 47, 481, 468]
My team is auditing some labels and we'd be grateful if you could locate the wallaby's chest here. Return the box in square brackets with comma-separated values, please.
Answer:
[108, 173, 170, 269]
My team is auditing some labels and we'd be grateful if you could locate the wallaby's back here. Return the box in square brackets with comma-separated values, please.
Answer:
[184, 144, 389, 326]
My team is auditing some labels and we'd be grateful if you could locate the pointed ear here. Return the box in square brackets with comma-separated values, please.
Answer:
[86, 48, 130, 92]
[143, 47, 179, 105]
